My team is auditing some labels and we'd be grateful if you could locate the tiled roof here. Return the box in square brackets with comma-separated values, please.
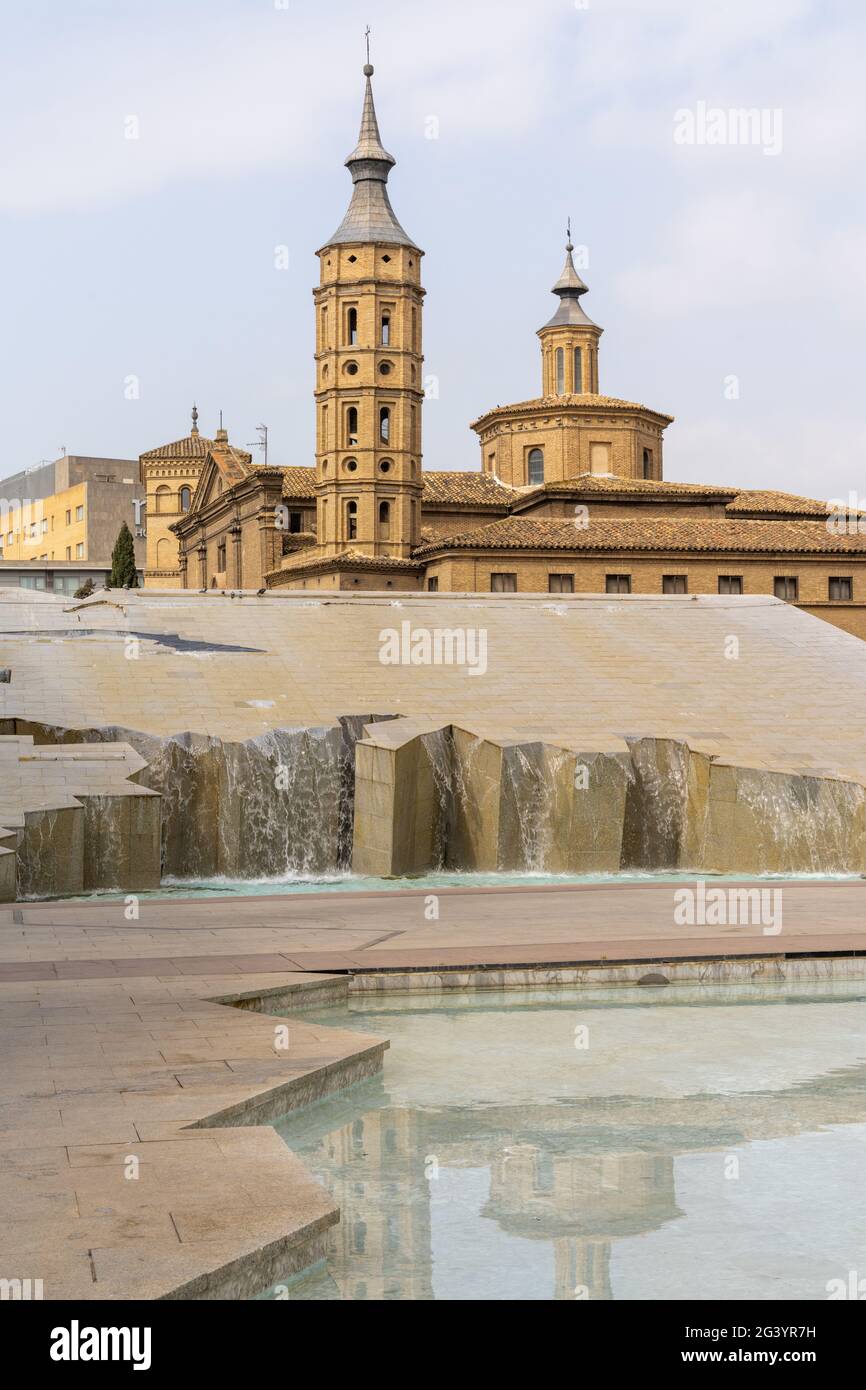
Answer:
[518, 474, 739, 501]
[421, 471, 515, 506]
[277, 547, 423, 576]
[280, 467, 317, 499]
[140, 434, 215, 461]
[414, 516, 866, 558]
[209, 443, 253, 488]
[726, 489, 830, 517]
[471, 394, 675, 427]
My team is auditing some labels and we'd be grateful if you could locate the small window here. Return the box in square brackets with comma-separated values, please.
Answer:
[179, 486, 191, 512]
[381, 314, 390, 345]
[65, 510, 71, 526]
[41, 518, 48, 533]
[379, 407, 390, 444]
[75, 542, 84, 559]
[346, 500, 358, 541]
[491, 572, 517, 593]
[379, 361, 392, 375]
[527, 448, 544, 486]
[573, 346, 583, 394]
[289, 511, 302, 534]
[427, 577, 438, 592]
[662, 575, 687, 594]
[346, 406, 359, 446]
[606, 574, 631, 594]
[829, 577, 853, 601]
[642, 448, 652, 480]
[379, 459, 392, 473]
[65, 546, 71, 560]
[217, 540, 226, 572]
[344, 361, 359, 376]
[555, 347, 565, 395]
[378, 500, 391, 539]
[774, 576, 798, 601]
[548, 574, 574, 594]
[347, 307, 358, 345]
[76, 505, 84, 522]
[718, 575, 743, 595]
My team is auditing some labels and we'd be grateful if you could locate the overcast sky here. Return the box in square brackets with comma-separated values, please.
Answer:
[1, 0, 864, 502]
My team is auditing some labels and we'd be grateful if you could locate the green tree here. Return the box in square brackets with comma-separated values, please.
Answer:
[109, 521, 138, 588]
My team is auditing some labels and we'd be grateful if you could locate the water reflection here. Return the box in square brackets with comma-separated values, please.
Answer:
[267, 983, 866, 1300]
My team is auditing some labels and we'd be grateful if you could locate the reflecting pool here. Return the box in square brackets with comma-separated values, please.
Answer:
[268, 981, 866, 1300]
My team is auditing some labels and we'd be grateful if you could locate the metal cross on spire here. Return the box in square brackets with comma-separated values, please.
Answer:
[365, 25, 371, 66]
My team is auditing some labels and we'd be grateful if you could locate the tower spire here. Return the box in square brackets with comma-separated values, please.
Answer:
[544, 225, 596, 328]
[321, 44, 419, 250]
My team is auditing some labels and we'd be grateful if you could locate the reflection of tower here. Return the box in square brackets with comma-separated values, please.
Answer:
[315, 1107, 434, 1300]
[485, 1144, 679, 1300]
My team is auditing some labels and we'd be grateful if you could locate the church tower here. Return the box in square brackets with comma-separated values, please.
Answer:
[313, 56, 424, 561]
[537, 227, 603, 397]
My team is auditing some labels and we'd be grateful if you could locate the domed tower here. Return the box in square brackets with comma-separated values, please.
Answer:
[538, 225, 602, 397]
[312, 57, 425, 563]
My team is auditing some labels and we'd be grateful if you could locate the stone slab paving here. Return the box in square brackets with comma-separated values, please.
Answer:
[0, 964, 387, 1300]
[3, 879, 866, 1299]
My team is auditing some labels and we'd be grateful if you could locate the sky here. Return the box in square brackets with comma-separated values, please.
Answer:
[1, 0, 864, 502]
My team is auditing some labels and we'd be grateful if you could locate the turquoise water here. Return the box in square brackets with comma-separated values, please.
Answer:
[264, 980, 866, 1301]
[70, 868, 862, 902]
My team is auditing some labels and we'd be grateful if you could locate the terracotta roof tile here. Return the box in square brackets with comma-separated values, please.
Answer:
[726, 489, 830, 517]
[140, 434, 216, 461]
[518, 474, 738, 501]
[471, 394, 674, 427]
[421, 471, 515, 506]
[280, 467, 317, 499]
[414, 516, 866, 557]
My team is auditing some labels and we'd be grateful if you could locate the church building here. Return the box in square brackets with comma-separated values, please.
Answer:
[138, 59, 866, 640]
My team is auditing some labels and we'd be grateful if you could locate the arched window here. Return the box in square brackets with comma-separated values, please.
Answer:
[555, 348, 565, 395]
[379, 407, 390, 444]
[155, 485, 170, 513]
[527, 448, 544, 486]
[346, 406, 359, 446]
[381, 313, 390, 346]
[347, 307, 358, 345]
[643, 448, 652, 479]
[346, 500, 358, 541]
[179, 486, 191, 512]
[378, 500, 391, 539]
[573, 347, 583, 394]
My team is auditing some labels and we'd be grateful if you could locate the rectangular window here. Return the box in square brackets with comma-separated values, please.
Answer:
[289, 511, 302, 534]
[718, 575, 743, 595]
[606, 574, 632, 594]
[75, 542, 84, 559]
[427, 577, 439, 592]
[829, 576, 853, 601]
[41, 518, 48, 533]
[548, 574, 574, 594]
[75, 505, 84, 522]
[491, 572, 517, 593]
[774, 576, 798, 601]
[217, 541, 227, 572]
[65, 546, 71, 561]
[573, 346, 583, 394]
[662, 575, 688, 594]
[65, 510, 71, 525]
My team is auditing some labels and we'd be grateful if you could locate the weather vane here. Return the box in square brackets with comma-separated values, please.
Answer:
[365, 26, 371, 65]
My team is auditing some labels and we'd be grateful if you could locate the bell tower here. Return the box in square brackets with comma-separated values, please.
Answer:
[313, 52, 424, 561]
[538, 225, 603, 397]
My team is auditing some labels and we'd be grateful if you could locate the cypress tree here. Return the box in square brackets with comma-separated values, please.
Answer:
[109, 521, 138, 588]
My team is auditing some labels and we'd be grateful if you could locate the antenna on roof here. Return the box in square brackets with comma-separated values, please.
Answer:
[246, 423, 268, 467]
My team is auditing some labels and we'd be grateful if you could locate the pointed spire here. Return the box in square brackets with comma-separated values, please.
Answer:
[190, 403, 199, 437]
[321, 43, 420, 251]
[542, 224, 598, 329]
